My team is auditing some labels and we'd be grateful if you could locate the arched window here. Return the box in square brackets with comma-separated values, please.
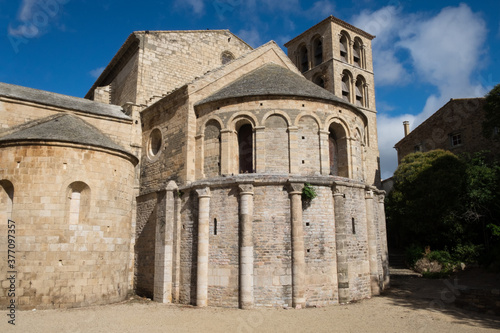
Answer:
[355, 75, 366, 107]
[339, 33, 349, 62]
[237, 124, 253, 174]
[221, 51, 235, 65]
[328, 123, 349, 177]
[313, 74, 325, 88]
[299, 45, 309, 73]
[0, 180, 14, 221]
[204, 120, 221, 178]
[66, 182, 90, 225]
[341, 71, 352, 103]
[353, 38, 363, 68]
[312, 37, 323, 67]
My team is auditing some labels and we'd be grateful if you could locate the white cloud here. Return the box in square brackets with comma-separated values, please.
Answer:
[175, 0, 205, 15]
[236, 28, 262, 48]
[259, 0, 299, 12]
[398, 3, 487, 124]
[305, 0, 335, 19]
[354, 4, 489, 178]
[9, 0, 67, 38]
[352, 6, 410, 87]
[377, 113, 417, 179]
[18, 0, 37, 21]
[89, 67, 106, 79]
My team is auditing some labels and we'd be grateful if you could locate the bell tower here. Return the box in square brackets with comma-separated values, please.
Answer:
[284, 15, 377, 113]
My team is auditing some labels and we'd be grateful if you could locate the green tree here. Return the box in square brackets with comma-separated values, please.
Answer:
[386, 150, 465, 249]
[386, 149, 500, 267]
[483, 83, 500, 141]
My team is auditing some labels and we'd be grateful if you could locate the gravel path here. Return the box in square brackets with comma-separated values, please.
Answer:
[2, 272, 499, 333]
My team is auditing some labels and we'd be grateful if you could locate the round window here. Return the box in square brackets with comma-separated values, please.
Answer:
[148, 128, 162, 159]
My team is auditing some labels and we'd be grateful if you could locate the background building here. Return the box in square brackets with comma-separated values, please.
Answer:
[394, 98, 500, 163]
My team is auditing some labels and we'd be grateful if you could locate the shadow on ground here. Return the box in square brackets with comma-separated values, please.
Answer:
[382, 267, 500, 330]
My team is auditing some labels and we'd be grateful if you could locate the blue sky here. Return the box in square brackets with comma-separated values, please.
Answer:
[1, 0, 499, 178]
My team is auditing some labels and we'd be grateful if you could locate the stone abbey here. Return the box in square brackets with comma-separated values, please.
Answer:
[0, 16, 389, 309]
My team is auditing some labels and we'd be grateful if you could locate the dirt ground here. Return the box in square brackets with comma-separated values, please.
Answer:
[2, 269, 499, 333]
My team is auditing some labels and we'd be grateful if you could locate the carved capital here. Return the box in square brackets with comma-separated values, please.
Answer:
[166, 180, 178, 192]
[287, 182, 304, 195]
[365, 189, 374, 200]
[238, 184, 254, 196]
[196, 187, 211, 198]
[332, 185, 345, 197]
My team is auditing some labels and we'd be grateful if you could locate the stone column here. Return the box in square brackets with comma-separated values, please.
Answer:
[254, 126, 266, 173]
[288, 126, 299, 174]
[333, 185, 350, 303]
[378, 194, 390, 288]
[288, 182, 306, 308]
[195, 134, 204, 179]
[238, 183, 254, 309]
[172, 191, 182, 302]
[154, 181, 178, 303]
[319, 130, 330, 175]
[220, 129, 232, 175]
[365, 189, 380, 295]
[196, 187, 211, 307]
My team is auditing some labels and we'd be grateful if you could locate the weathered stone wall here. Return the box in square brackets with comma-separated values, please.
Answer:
[195, 98, 375, 183]
[0, 144, 136, 309]
[134, 192, 157, 298]
[135, 31, 252, 106]
[207, 187, 239, 307]
[179, 190, 197, 305]
[264, 115, 290, 173]
[203, 120, 221, 178]
[395, 98, 500, 163]
[139, 89, 189, 192]
[109, 51, 139, 106]
[343, 186, 371, 300]
[298, 116, 321, 175]
[302, 185, 338, 306]
[252, 184, 292, 307]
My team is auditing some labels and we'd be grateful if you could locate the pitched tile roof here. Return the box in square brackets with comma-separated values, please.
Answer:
[0, 114, 134, 158]
[0, 82, 129, 120]
[196, 63, 350, 107]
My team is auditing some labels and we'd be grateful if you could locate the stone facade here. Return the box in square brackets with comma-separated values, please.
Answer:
[1, 15, 388, 310]
[394, 98, 500, 163]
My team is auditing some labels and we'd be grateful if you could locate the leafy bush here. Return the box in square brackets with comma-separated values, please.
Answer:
[452, 243, 483, 264]
[404, 244, 424, 268]
[302, 183, 317, 202]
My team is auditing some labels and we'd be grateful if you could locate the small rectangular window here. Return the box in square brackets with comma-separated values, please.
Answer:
[450, 133, 462, 147]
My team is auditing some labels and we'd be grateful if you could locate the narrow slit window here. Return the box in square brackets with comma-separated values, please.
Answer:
[214, 218, 218, 235]
[352, 218, 356, 234]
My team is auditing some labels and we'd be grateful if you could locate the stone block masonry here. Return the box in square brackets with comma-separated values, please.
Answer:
[135, 175, 387, 308]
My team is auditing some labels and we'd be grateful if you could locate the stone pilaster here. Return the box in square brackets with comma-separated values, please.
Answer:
[333, 185, 350, 303]
[288, 182, 306, 308]
[365, 189, 380, 295]
[319, 130, 330, 175]
[238, 183, 254, 309]
[173, 192, 182, 302]
[154, 181, 178, 303]
[378, 194, 390, 288]
[288, 126, 299, 174]
[220, 129, 232, 175]
[254, 126, 266, 173]
[196, 187, 211, 307]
